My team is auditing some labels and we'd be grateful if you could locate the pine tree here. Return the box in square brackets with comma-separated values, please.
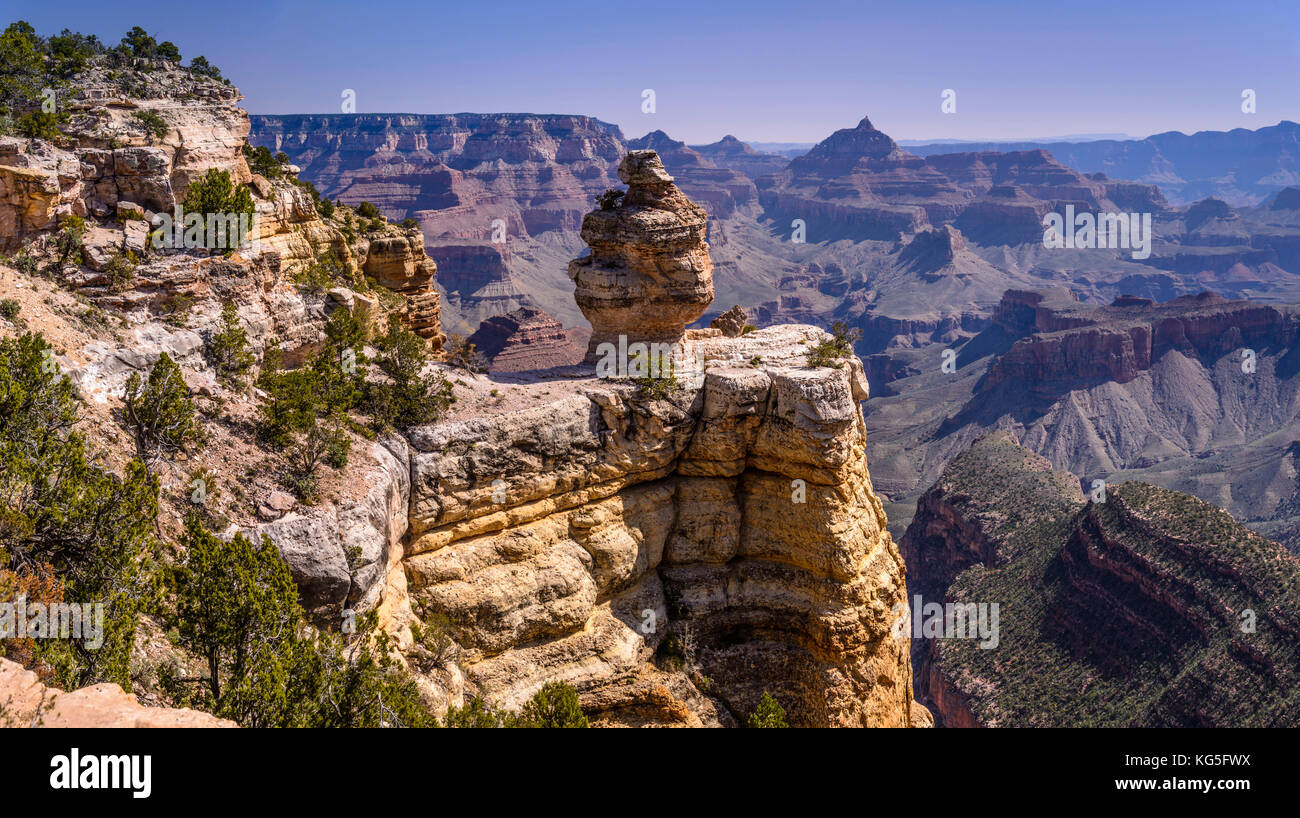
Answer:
[516, 681, 589, 728]
[369, 318, 454, 430]
[0, 333, 159, 688]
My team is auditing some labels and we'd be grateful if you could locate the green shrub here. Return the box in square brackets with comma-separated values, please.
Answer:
[0, 299, 19, 319]
[187, 56, 223, 82]
[123, 351, 197, 461]
[183, 167, 255, 219]
[103, 249, 137, 291]
[168, 513, 433, 727]
[256, 309, 366, 500]
[805, 321, 861, 369]
[207, 301, 255, 385]
[243, 144, 283, 179]
[516, 681, 589, 728]
[368, 318, 454, 430]
[596, 188, 624, 210]
[356, 201, 380, 220]
[131, 108, 168, 140]
[0, 332, 159, 689]
[16, 110, 60, 140]
[747, 692, 788, 727]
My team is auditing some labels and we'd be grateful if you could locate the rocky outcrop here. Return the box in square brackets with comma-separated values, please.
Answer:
[0, 659, 235, 728]
[709, 304, 748, 337]
[569, 150, 714, 360]
[370, 166, 920, 726]
[467, 306, 584, 372]
[902, 432, 1300, 727]
[360, 230, 443, 345]
[396, 323, 915, 726]
[626, 131, 759, 217]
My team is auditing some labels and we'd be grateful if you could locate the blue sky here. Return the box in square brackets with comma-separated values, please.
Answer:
[9, 0, 1300, 143]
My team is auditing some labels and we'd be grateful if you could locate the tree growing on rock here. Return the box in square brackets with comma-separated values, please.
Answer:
[368, 317, 454, 430]
[257, 309, 366, 501]
[0, 332, 160, 689]
[207, 301, 255, 386]
[747, 691, 789, 728]
[168, 514, 432, 727]
[123, 352, 197, 463]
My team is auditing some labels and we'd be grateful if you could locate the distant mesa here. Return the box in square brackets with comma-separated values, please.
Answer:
[467, 306, 586, 372]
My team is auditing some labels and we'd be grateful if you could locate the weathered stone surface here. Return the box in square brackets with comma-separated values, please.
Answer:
[0, 659, 235, 728]
[398, 323, 913, 726]
[569, 151, 714, 359]
[709, 304, 748, 338]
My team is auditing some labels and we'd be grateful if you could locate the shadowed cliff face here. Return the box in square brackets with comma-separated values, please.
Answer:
[902, 432, 1300, 727]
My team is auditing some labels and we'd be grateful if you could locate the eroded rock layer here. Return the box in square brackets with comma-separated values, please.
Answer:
[569, 150, 714, 360]
[392, 324, 915, 727]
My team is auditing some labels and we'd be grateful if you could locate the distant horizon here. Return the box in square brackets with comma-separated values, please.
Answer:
[248, 112, 1299, 152]
[9, 0, 1300, 143]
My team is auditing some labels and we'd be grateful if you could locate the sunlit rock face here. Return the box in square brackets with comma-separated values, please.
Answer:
[569, 150, 714, 361]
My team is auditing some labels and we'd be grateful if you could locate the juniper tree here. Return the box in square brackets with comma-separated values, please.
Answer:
[207, 301, 254, 385]
[0, 333, 159, 688]
[369, 318, 454, 430]
[169, 514, 433, 727]
[747, 691, 789, 728]
[257, 309, 366, 500]
[123, 352, 197, 462]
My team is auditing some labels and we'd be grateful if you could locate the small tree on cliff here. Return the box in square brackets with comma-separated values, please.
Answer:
[169, 513, 433, 727]
[747, 692, 789, 728]
[123, 352, 197, 463]
[806, 321, 861, 369]
[368, 317, 454, 431]
[516, 681, 589, 728]
[207, 301, 255, 386]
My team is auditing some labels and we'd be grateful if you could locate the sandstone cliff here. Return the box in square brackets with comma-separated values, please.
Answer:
[370, 152, 921, 726]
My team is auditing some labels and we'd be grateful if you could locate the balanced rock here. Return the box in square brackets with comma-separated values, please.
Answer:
[568, 150, 714, 361]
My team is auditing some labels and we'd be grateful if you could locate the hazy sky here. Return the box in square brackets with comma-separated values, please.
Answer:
[10, 0, 1300, 144]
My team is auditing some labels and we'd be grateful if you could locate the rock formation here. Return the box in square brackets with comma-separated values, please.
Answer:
[626, 131, 759, 217]
[393, 323, 917, 726]
[691, 135, 790, 181]
[366, 158, 922, 726]
[568, 150, 715, 360]
[708, 304, 748, 337]
[0, 659, 235, 728]
[467, 306, 585, 372]
[903, 431, 1300, 727]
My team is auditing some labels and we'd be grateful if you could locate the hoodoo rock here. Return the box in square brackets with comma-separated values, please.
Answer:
[569, 150, 715, 361]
